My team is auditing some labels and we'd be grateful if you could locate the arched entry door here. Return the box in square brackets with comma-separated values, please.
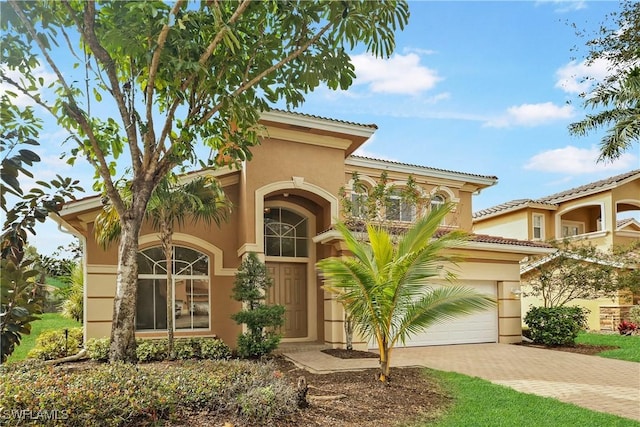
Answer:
[264, 207, 308, 338]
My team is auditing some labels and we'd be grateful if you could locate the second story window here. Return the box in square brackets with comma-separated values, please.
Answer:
[386, 191, 416, 222]
[430, 194, 445, 211]
[351, 192, 368, 219]
[532, 214, 544, 240]
[561, 221, 583, 237]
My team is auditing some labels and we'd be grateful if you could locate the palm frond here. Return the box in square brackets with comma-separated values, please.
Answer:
[392, 286, 495, 347]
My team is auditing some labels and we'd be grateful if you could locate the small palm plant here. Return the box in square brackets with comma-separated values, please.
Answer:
[317, 203, 495, 382]
[95, 174, 230, 358]
[61, 262, 84, 322]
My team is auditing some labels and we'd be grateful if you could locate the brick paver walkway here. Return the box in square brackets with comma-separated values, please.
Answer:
[285, 343, 640, 422]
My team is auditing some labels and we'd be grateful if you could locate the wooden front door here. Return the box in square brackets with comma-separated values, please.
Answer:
[266, 262, 307, 338]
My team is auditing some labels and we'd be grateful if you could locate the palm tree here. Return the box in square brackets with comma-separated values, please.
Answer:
[95, 175, 230, 357]
[316, 203, 495, 382]
[569, 67, 640, 162]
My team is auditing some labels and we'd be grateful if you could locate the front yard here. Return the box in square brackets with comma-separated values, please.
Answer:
[3, 317, 639, 426]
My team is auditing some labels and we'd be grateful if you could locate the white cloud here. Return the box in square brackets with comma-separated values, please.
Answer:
[484, 102, 575, 128]
[351, 53, 442, 95]
[402, 47, 437, 56]
[535, 0, 587, 13]
[0, 65, 57, 107]
[352, 135, 398, 161]
[555, 58, 613, 94]
[523, 145, 637, 174]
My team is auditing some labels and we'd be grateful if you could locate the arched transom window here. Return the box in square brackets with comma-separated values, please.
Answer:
[136, 246, 210, 331]
[264, 207, 308, 257]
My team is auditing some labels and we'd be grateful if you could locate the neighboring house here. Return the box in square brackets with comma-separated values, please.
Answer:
[473, 170, 640, 330]
[52, 110, 553, 350]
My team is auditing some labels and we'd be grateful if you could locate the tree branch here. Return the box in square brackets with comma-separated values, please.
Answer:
[154, 0, 252, 158]
[144, 0, 185, 158]
[197, 16, 339, 126]
[8, 0, 125, 216]
[79, 1, 141, 176]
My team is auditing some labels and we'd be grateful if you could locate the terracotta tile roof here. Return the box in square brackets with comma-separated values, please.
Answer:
[617, 218, 634, 228]
[349, 155, 498, 181]
[474, 169, 640, 219]
[320, 220, 553, 249]
[538, 169, 640, 204]
[265, 109, 378, 129]
[473, 199, 537, 219]
[465, 233, 553, 248]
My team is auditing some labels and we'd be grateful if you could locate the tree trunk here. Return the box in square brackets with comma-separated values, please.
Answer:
[344, 313, 353, 351]
[109, 181, 155, 363]
[109, 215, 144, 362]
[162, 227, 175, 360]
[378, 345, 391, 382]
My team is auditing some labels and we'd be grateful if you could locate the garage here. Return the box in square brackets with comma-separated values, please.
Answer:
[370, 280, 498, 348]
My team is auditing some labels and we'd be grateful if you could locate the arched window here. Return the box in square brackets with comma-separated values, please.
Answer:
[136, 246, 210, 331]
[430, 194, 445, 211]
[264, 207, 308, 257]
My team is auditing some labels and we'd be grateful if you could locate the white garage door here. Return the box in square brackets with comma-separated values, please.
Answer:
[369, 281, 497, 348]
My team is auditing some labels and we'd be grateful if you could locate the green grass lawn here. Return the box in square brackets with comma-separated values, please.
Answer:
[428, 370, 640, 427]
[45, 276, 68, 289]
[576, 331, 640, 362]
[6, 312, 81, 363]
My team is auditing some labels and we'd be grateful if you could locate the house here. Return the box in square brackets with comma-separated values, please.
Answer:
[52, 110, 553, 350]
[473, 170, 640, 330]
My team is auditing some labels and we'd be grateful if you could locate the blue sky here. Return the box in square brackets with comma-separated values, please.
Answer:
[14, 1, 640, 256]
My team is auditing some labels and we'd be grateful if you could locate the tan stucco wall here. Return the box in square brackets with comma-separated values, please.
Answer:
[474, 210, 529, 240]
[520, 288, 619, 331]
[343, 164, 478, 232]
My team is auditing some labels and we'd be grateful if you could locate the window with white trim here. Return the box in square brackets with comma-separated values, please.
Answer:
[430, 194, 445, 211]
[136, 246, 210, 331]
[561, 221, 584, 237]
[351, 192, 368, 218]
[264, 207, 308, 257]
[532, 214, 544, 240]
[386, 190, 416, 222]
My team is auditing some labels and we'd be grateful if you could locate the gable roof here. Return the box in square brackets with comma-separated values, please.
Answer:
[473, 169, 640, 220]
[263, 109, 378, 131]
[346, 155, 498, 189]
[617, 218, 640, 231]
[537, 169, 640, 204]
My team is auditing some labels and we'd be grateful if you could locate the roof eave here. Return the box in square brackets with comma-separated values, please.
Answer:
[345, 156, 498, 188]
[260, 110, 377, 138]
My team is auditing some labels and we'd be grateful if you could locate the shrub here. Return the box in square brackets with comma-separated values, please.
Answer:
[85, 337, 110, 362]
[135, 339, 168, 362]
[236, 330, 282, 359]
[617, 320, 638, 336]
[174, 338, 199, 360]
[629, 306, 640, 325]
[524, 306, 588, 346]
[27, 327, 83, 360]
[0, 359, 297, 426]
[231, 253, 285, 359]
[199, 338, 232, 360]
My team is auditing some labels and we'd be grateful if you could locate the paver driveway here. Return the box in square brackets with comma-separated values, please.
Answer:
[285, 343, 640, 422]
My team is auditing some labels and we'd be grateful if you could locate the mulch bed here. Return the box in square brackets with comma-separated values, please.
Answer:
[321, 348, 379, 359]
[273, 357, 452, 427]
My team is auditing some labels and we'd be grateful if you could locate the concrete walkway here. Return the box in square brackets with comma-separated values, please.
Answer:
[284, 343, 640, 422]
